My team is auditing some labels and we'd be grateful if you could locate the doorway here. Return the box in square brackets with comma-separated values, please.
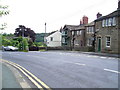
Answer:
[98, 37, 101, 52]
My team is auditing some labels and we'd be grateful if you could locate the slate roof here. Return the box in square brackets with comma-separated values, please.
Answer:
[84, 21, 95, 26]
[63, 25, 85, 31]
[95, 9, 120, 21]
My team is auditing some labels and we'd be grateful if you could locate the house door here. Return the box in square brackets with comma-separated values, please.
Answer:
[98, 37, 101, 52]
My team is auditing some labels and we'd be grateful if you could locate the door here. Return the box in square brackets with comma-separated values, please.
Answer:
[98, 37, 101, 52]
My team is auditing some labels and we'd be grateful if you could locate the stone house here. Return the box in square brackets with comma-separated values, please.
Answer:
[61, 25, 75, 50]
[61, 16, 88, 50]
[84, 21, 95, 51]
[94, 8, 120, 54]
[71, 25, 85, 50]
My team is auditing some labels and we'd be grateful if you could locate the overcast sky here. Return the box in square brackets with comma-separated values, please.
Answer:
[1, 0, 118, 34]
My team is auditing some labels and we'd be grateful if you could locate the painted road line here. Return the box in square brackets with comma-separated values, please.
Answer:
[2, 60, 43, 89]
[100, 57, 107, 59]
[92, 56, 99, 58]
[2, 59, 51, 90]
[4, 60, 51, 89]
[108, 57, 116, 59]
[74, 63, 86, 66]
[87, 56, 94, 57]
[27, 55, 30, 56]
[104, 68, 120, 74]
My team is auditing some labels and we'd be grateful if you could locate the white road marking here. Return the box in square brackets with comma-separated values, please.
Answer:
[74, 63, 86, 66]
[108, 57, 116, 59]
[87, 56, 93, 57]
[104, 69, 120, 74]
[100, 57, 107, 59]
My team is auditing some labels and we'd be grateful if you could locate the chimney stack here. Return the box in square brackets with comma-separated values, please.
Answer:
[80, 19, 83, 25]
[97, 12, 102, 19]
[82, 16, 88, 25]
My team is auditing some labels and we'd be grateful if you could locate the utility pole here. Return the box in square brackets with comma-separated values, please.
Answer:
[45, 22, 47, 50]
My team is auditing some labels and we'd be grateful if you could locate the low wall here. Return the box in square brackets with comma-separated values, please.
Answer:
[29, 46, 95, 52]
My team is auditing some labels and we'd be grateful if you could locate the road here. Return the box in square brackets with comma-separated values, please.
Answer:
[1, 51, 119, 88]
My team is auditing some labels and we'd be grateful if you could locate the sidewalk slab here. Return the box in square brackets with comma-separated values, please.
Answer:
[67, 51, 120, 58]
[2, 63, 21, 88]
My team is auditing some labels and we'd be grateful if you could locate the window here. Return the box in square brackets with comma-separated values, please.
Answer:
[75, 40, 79, 46]
[62, 31, 65, 35]
[106, 37, 111, 47]
[90, 27, 93, 33]
[72, 31, 74, 35]
[77, 31, 79, 35]
[87, 27, 94, 34]
[62, 38, 65, 43]
[102, 20, 105, 27]
[91, 27, 94, 33]
[50, 37, 53, 41]
[105, 19, 109, 27]
[87, 38, 94, 46]
[87, 27, 89, 34]
[74, 31, 77, 35]
[112, 17, 116, 26]
[108, 18, 112, 26]
[80, 31, 82, 35]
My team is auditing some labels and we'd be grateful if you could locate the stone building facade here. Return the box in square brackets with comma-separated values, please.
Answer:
[94, 9, 120, 54]
[61, 16, 88, 50]
[84, 22, 95, 51]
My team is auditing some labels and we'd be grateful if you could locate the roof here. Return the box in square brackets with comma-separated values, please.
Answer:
[84, 21, 95, 26]
[95, 9, 120, 21]
[47, 30, 59, 37]
[63, 25, 85, 31]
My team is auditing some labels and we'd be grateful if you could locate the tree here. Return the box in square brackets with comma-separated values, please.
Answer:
[22, 38, 29, 51]
[0, 0, 9, 30]
[2, 36, 12, 46]
[14, 25, 36, 42]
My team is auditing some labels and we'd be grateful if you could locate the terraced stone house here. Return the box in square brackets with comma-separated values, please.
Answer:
[84, 21, 95, 51]
[61, 16, 88, 50]
[94, 7, 120, 54]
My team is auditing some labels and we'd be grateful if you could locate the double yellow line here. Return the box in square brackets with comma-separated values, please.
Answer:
[2, 59, 51, 90]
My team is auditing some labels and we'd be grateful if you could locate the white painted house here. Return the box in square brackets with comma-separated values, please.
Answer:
[46, 31, 62, 47]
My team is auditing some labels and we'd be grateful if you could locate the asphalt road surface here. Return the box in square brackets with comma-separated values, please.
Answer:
[1, 51, 119, 88]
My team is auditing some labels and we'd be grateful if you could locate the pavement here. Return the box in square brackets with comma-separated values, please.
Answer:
[1, 63, 21, 88]
[51, 50, 119, 58]
[0, 61, 31, 89]
[69, 51, 120, 58]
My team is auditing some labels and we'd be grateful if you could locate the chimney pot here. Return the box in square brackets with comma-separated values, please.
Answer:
[97, 12, 102, 19]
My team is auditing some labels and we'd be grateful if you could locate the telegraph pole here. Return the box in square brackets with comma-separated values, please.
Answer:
[45, 22, 47, 50]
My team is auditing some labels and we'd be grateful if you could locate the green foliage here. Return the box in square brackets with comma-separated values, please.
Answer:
[34, 42, 46, 47]
[2, 36, 12, 46]
[22, 38, 29, 51]
[0, 5, 9, 17]
[2, 34, 29, 51]
[35, 33, 49, 42]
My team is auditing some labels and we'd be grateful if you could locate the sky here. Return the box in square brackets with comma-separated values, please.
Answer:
[1, 0, 118, 34]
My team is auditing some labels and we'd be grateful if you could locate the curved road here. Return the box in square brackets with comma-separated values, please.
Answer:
[2, 51, 119, 88]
